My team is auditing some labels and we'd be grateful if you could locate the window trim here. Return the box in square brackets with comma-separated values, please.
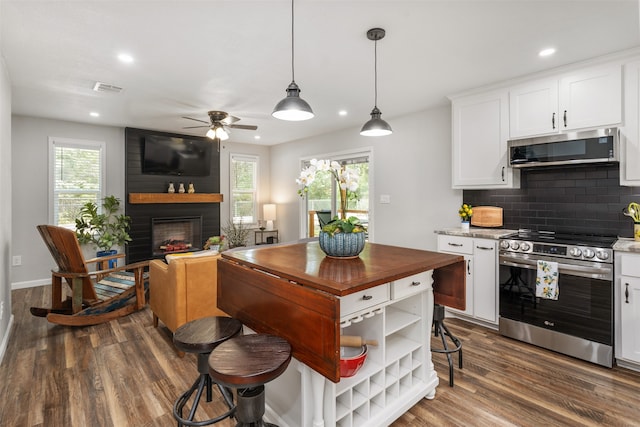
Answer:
[48, 136, 106, 226]
[229, 153, 259, 226]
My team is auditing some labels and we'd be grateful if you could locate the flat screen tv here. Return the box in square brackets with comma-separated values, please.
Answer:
[142, 135, 212, 176]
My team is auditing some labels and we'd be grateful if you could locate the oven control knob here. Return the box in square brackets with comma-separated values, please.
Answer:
[520, 242, 531, 251]
[510, 241, 520, 250]
[569, 247, 582, 257]
[596, 250, 609, 260]
[583, 249, 595, 259]
[500, 240, 511, 250]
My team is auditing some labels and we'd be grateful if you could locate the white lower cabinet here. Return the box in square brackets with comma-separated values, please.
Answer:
[264, 271, 438, 427]
[437, 235, 498, 326]
[615, 252, 640, 367]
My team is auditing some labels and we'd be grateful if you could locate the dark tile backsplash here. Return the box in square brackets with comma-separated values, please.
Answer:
[463, 164, 640, 238]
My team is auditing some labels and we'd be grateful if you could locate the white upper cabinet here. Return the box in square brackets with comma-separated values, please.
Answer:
[621, 60, 640, 186]
[509, 64, 622, 139]
[451, 89, 519, 189]
[509, 78, 559, 138]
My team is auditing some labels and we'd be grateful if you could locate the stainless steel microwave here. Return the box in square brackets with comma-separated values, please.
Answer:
[508, 128, 618, 168]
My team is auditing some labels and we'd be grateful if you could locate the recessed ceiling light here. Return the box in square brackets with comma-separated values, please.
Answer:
[539, 48, 556, 57]
[254, 135, 261, 140]
[89, 112, 100, 117]
[339, 110, 348, 116]
[117, 53, 134, 63]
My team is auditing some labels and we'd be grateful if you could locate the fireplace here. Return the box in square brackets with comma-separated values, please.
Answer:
[151, 216, 202, 256]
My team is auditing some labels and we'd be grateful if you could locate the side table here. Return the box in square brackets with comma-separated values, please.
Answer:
[255, 229, 279, 245]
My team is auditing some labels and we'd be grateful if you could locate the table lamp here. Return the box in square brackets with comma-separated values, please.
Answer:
[264, 204, 276, 231]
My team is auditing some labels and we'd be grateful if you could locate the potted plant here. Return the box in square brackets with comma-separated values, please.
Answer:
[221, 219, 250, 249]
[203, 235, 225, 251]
[75, 195, 132, 266]
[297, 159, 367, 258]
[458, 203, 473, 230]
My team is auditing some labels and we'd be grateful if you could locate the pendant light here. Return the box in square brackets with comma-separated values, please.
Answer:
[360, 28, 392, 136]
[272, 0, 314, 121]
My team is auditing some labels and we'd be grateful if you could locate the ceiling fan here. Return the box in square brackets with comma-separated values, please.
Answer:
[182, 110, 258, 141]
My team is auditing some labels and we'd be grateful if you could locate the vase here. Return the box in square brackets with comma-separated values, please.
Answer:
[635, 223, 640, 242]
[319, 231, 366, 259]
[97, 249, 118, 269]
[461, 221, 470, 231]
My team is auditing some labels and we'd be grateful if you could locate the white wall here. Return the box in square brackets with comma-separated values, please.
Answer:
[10, 116, 125, 286]
[270, 106, 462, 251]
[0, 49, 13, 361]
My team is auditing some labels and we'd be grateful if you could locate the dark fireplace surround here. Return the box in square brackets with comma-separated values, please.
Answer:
[125, 128, 221, 263]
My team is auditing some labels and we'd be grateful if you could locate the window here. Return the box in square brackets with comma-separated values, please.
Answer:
[303, 152, 370, 237]
[49, 137, 105, 228]
[230, 154, 258, 225]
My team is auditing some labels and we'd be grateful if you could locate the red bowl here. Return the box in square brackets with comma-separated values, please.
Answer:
[340, 345, 368, 378]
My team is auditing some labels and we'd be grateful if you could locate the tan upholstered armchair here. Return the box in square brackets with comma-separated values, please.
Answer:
[149, 253, 228, 349]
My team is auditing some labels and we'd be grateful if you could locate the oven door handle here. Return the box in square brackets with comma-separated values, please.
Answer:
[499, 257, 612, 280]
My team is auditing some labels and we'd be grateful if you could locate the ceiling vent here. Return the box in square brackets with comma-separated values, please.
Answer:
[92, 82, 123, 93]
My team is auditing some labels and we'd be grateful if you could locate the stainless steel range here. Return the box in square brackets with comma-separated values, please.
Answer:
[499, 230, 616, 367]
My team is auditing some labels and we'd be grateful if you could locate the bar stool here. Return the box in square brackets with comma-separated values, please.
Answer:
[208, 334, 292, 427]
[173, 316, 243, 427]
[431, 303, 463, 387]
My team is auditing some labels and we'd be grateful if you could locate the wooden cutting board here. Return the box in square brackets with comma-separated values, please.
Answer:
[470, 206, 503, 227]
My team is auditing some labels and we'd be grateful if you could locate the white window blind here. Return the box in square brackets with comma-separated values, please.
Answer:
[49, 137, 105, 228]
[230, 154, 258, 225]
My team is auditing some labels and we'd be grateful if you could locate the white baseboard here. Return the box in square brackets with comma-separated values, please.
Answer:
[0, 314, 14, 366]
[12, 278, 49, 290]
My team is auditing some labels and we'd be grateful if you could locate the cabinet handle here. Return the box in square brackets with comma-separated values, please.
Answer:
[448, 242, 463, 247]
[467, 260, 471, 275]
[476, 246, 494, 250]
[501, 166, 505, 182]
[411, 281, 421, 286]
[552, 112, 556, 129]
[625, 283, 630, 304]
[563, 110, 567, 127]
[544, 320, 555, 327]
[362, 295, 373, 301]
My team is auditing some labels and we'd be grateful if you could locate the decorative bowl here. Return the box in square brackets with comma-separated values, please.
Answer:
[319, 231, 366, 259]
[340, 345, 367, 377]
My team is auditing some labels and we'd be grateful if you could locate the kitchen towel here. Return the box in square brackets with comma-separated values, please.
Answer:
[536, 260, 559, 300]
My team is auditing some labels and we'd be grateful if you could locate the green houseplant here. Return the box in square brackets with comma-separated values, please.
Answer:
[297, 159, 367, 258]
[75, 195, 132, 253]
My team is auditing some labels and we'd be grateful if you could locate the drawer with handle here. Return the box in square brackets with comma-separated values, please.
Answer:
[437, 234, 472, 255]
[391, 270, 432, 300]
[340, 284, 390, 318]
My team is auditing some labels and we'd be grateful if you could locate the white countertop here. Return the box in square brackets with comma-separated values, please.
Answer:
[435, 227, 518, 240]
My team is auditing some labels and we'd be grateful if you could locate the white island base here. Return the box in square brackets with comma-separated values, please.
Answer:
[261, 271, 439, 427]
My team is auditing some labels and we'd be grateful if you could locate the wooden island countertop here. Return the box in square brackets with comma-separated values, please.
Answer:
[218, 240, 464, 383]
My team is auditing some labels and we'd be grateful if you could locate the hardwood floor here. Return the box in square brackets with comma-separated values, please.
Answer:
[2, 285, 640, 426]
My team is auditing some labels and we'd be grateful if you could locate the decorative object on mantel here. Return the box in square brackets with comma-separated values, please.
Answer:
[188, 182, 195, 194]
[75, 195, 131, 267]
[297, 159, 367, 258]
[623, 202, 640, 241]
[168, 182, 175, 193]
[178, 183, 186, 193]
[221, 219, 250, 249]
[458, 203, 473, 231]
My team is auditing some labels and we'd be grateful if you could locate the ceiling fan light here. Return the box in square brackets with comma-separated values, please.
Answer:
[272, 81, 314, 121]
[216, 126, 229, 140]
[206, 128, 216, 139]
[360, 106, 393, 136]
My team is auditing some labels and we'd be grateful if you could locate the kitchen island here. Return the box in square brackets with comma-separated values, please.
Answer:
[218, 240, 464, 427]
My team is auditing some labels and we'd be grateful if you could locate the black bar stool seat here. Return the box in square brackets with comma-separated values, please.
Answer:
[432, 303, 463, 387]
[173, 316, 243, 427]
[209, 334, 292, 427]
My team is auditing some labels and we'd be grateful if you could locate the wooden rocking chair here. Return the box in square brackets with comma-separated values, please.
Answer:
[30, 224, 149, 326]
